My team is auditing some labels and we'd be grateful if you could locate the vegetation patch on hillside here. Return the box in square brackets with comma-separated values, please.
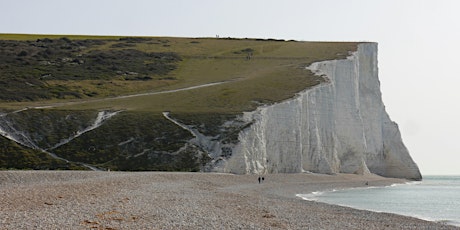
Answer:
[0, 136, 84, 170]
[0, 37, 180, 101]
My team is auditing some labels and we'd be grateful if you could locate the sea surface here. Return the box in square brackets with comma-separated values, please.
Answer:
[298, 175, 460, 227]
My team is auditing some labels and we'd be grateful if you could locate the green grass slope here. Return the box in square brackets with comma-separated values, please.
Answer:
[1, 34, 357, 113]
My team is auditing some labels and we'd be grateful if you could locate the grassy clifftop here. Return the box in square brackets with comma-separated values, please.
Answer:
[0, 34, 357, 113]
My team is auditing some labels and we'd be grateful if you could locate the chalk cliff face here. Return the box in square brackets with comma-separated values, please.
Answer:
[220, 43, 421, 180]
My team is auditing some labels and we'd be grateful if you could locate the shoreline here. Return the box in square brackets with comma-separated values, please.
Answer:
[297, 176, 460, 228]
[0, 171, 457, 229]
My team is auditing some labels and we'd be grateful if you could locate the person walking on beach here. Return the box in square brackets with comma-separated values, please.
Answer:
[258, 176, 261, 184]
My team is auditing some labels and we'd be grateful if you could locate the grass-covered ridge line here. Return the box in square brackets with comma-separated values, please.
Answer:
[1, 34, 358, 113]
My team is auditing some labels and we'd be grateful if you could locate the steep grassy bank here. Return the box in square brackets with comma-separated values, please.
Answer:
[1, 109, 238, 171]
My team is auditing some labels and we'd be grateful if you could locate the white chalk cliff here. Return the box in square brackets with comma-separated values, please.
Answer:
[220, 43, 421, 180]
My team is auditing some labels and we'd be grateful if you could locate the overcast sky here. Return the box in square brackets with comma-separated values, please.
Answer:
[2, 0, 459, 175]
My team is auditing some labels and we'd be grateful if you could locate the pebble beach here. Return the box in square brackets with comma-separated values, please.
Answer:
[0, 171, 457, 229]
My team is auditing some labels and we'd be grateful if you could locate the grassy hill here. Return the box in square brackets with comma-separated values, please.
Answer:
[0, 34, 358, 170]
[0, 34, 357, 112]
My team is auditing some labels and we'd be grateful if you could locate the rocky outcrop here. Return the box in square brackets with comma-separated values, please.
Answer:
[220, 43, 421, 180]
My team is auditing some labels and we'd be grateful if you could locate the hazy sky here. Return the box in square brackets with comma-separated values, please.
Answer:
[1, 0, 459, 175]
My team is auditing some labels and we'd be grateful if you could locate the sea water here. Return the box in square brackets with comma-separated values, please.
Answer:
[298, 175, 460, 227]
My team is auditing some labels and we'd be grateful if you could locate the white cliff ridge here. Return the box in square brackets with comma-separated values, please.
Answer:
[221, 43, 421, 180]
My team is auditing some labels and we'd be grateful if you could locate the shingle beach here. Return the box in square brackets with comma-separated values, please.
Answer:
[0, 171, 457, 229]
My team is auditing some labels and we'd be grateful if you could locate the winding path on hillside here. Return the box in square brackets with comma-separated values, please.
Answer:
[31, 80, 234, 110]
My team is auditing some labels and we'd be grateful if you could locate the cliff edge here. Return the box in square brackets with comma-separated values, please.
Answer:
[221, 43, 422, 180]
